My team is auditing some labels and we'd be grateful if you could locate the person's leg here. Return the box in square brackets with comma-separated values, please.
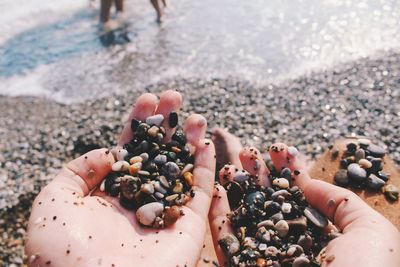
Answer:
[100, 0, 113, 23]
[150, 0, 162, 22]
[161, 0, 167, 7]
[115, 0, 124, 12]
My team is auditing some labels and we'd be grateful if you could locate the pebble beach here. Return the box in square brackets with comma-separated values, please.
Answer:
[1, 50, 400, 265]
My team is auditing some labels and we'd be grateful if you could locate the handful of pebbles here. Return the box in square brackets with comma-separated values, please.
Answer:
[102, 113, 195, 228]
[219, 167, 334, 267]
[332, 138, 399, 201]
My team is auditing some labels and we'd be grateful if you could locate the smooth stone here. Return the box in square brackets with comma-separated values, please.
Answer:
[304, 207, 328, 228]
[286, 245, 304, 257]
[164, 205, 181, 227]
[140, 183, 155, 194]
[366, 144, 386, 158]
[172, 130, 187, 145]
[165, 194, 179, 203]
[287, 146, 299, 157]
[120, 175, 141, 200]
[163, 162, 181, 179]
[112, 161, 130, 172]
[226, 181, 244, 208]
[157, 175, 170, 188]
[265, 201, 281, 215]
[358, 159, 372, 169]
[218, 233, 240, 256]
[181, 164, 194, 175]
[334, 169, 349, 186]
[258, 243, 267, 251]
[140, 153, 149, 163]
[275, 220, 289, 237]
[346, 142, 357, 153]
[281, 202, 292, 214]
[370, 158, 383, 173]
[280, 168, 292, 179]
[292, 256, 310, 267]
[287, 216, 308, 232]
[377, 171, 389, 182]
[131, 118, 141, 131]
[233, 170, 250, 182]
[257, 219, 274, 229]
[154, 192, 164, 199]
[383, 184, 399, 201]
[297, 234, 313, 251]
[145, 114, 164, 126]
[266, 246, 279, 257]
[271, 189, 291, 200]
[242, 237, 258, 249]
[367, 174, 386, 190]
[147, 126, 160, 137]
[271, 212, 284, 224]
[136, 123, 150, 138]
[354, 148, 365, 162]
[255, 227, 271, 242]
[245, 191, 265, 212]
[129, 156, 143, 164]
[272, 178, 289, 189]
[128, 162, 142, 175]
[172, 181, 183, 194]
[154, 154, 167, 165]
[347, 163, 367, 182]
[116, 149, 128, 161]
[136, 202, 164, 226]
[153, 181, 167, 194]
[183, 172, 194, 186]
[358, 138, 371, 148]
[168, 112, 178, 128]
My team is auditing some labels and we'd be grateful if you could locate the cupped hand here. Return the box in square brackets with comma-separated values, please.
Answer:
[209, 143, 400, 267]
[25, 90, 216, 267]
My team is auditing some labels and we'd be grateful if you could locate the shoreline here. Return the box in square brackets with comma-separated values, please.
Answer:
[1, 51, 400, 265]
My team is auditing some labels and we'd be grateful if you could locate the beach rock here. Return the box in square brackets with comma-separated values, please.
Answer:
[164, 205, 181, 227]
[366, 174, 385, 190]
[304, 207, 328, 228]
[116, 149, 128, 161]
[275, 220, 289, 237]
[292, 256, 310, 267]
[226, 181, 244, 208]
[358, 159, 372, 169]
[354, 148, 365, 162]
[112, 160, 130, 172]
[163, 162, 180, 179]
[140, 183, 155, 194]
[120, 175, 141, 200]
[366, 144, 386, 158]
[146, 114, 164, 126]
[347, 163, 367, 182]
[233, 170, 250, 182]
[297, 234, 313, 251]
[281, 202, 292, 214]
[334, 169, 349, 186]
[219, 233, 240, 256]
[136, 202, 164, 226]
[154, 154, 167, 165]
[272, 178, 289, 189]
[168, 112, 178, 128]
[383, 184, 399, 201]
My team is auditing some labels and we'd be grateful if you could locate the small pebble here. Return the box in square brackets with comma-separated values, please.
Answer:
[168, 112, 178, 128]
[292, 256, 310, 267]
[145, 114, 164, 126]
[129, 156, 143, 164]
[366, 144, 386, 158]
[183, 172, 194, 186]
[287, 146, 299, 157]
[218, 233, 240, 256]
[172, 181, 183, 194]
[354, 148, 365, 162]
[366, 174, 386, 190]
[164, 206, 181, 227]
[136, 202, 164, 226]
[272, 178, 289, 189]
[154, 154, 167, 165]
[140, 183, 155, 194]
[334, 169, 349, 186]
[128, 162, 142, 175]
[116, 149, 128, 161]
[281, 202, 292, 214]
[358, 159, 372, 169]
[233, 170, 250, 182]
[383, 184, 399, 201]
[275, 220, 289, 237]
[304, 207, 328, 228]
[112, 161, 130, 172]
[358, 138, 371, 148]
[347, 163, 367, 182]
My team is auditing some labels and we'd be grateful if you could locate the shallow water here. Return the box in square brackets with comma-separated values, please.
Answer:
[0, 0, 399, 102]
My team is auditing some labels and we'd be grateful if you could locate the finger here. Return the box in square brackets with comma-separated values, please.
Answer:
[154, 90, 183, 141]
[118, 93, 158, 146]
[208, 185, 234, 266]
[185, 138, 216, 220]
[218, 164, 238, 186]
[52, 149, 115, 196]
[304, 180, 396, 232]
[239, 146, 270, 186]
[269, 143, 311, 188]
[183, 114, 207, 153]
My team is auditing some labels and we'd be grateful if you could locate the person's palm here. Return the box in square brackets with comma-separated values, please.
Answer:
[209, 143, 400, 267]
[25, 91, 216, 267]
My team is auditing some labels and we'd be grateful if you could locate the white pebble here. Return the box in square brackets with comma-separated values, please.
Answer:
[116, 149, 128, 161]
[281, 202, 292, 213]
[273, 178, 289, 189]
[287, 146, 299, 157]
[275, 220, 289, 237]
[112, 161, 130, 172]
[100, 179, 106, 192]
[146, 114, 164, 126]
[136, 202, 164, 226]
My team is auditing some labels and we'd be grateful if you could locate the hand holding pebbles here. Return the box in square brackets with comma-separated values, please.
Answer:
[219, 157, 333, 266]
[103, 112, 196, 228]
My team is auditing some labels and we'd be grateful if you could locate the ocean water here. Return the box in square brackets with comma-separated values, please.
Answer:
[0, 0, 399, 103]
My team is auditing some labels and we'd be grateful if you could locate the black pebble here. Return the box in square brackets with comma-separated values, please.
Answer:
[169, 112, 178, 128]
[366, 144, 386, 158]
[172, 131, 187, 145]
[131, 119, 141, 132]
[346, 143, 357, 154]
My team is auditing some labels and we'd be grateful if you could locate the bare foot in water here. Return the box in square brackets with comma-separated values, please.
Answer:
[211, 128, 243, 168]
